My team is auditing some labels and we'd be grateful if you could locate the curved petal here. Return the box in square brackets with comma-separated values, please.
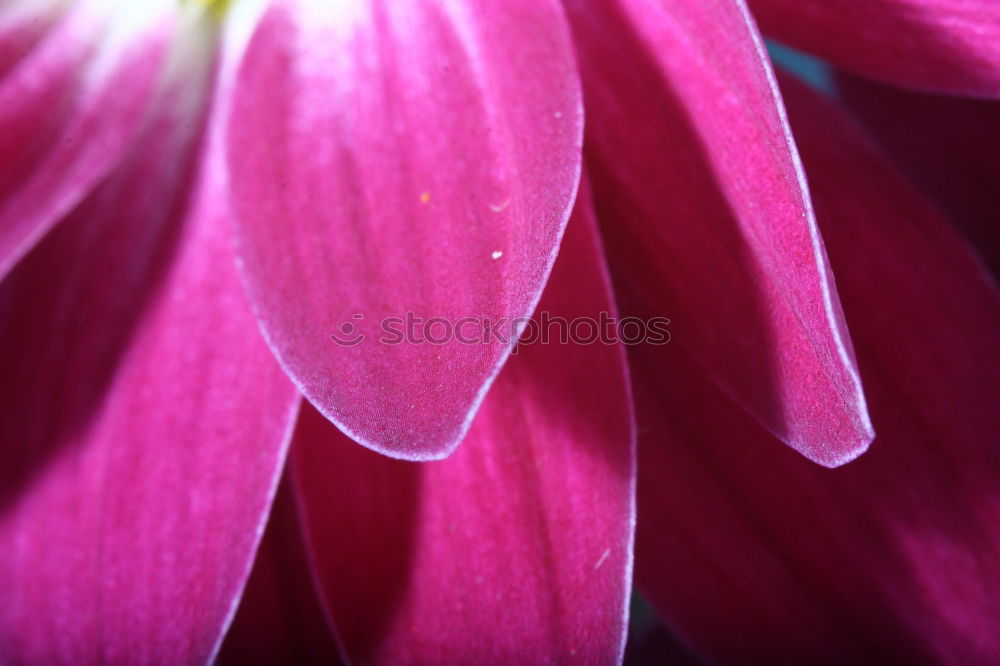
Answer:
[216, 477, 343, 666]
[291, 187, 635, 664]
[562, 0, 872, 467]
[631, 74, 1000, 663]
[0, 12, 300, 664]
[226, 0, 583, 460]
[836, 72, 1000, 275]
[750, 0, 1000, 97]
[0, 0, 177, 280]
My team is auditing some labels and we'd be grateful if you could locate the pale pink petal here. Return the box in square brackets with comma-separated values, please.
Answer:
[216, 477, 343, 666]
[751, 0, 1000, 97]
[837, 71, 1000, 274]
[0, 14, 299, 663]
[0, 0, 178, 280]
[631, 74, 1000, 663]
[563, 0, 872, 467]
[291, 186, 635, 664]
[0, 0, 63, 77]
[226, 0, 583, 460]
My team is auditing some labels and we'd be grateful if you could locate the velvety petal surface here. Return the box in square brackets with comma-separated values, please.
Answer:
[227, 0, 583, 460]
[750, 0, 1000, 96]
[837, 72, 1000, 275]
[291, 189, 635, 664]
[631, 75, 1000, 663]
[217, 476, 343, 666]
[0, 0, 176, 280]
[0, 12, 299, 664]
[563, 0, 871, 467]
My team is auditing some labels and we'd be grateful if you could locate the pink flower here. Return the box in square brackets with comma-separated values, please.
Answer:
[0, 0, 997, 663]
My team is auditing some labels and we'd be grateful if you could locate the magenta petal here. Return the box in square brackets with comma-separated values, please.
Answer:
[216, 477, 343, 666]
[563, 0, 871, 466]
[291, 188, 635, 664]
[750, 0, 1000, 97]
[632, 76, 1000, 663]
[836, 72, 1000, 275]
[226, 0, 583, 460]
[0, 25, 300, 663]
[0, 0, 177, 280]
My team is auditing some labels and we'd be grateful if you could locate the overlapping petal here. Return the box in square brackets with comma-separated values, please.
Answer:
[0, 12, 299, 663]
[631, 75, 1000, 663]
[750, 0, 1000, 97]
[226, 0, 583, 460]
[837, 72, 1000, 275]
[0, 0, 177, 280]
[562, 0, 871, 467]
[217, 477, 343, 666]
[291, 187, 635, 664]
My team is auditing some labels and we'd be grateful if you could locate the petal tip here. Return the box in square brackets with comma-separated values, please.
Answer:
[807, 427, 875, 469]
[303, 391, 474, 463]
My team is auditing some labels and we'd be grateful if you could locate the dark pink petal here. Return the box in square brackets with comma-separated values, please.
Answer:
[836, 72, 1000, 275]
[631, 74, 1000, 663]
[750, 0, 1000, 96]
[217, 477, 343, 666]
[624, 621, 705, 666]
[227, 0, 583, 460]
[291, 188, 635, 664]
[563, 0, 871, 467]
[0, 0, 177, 280]
[0, 17, 300, 664]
